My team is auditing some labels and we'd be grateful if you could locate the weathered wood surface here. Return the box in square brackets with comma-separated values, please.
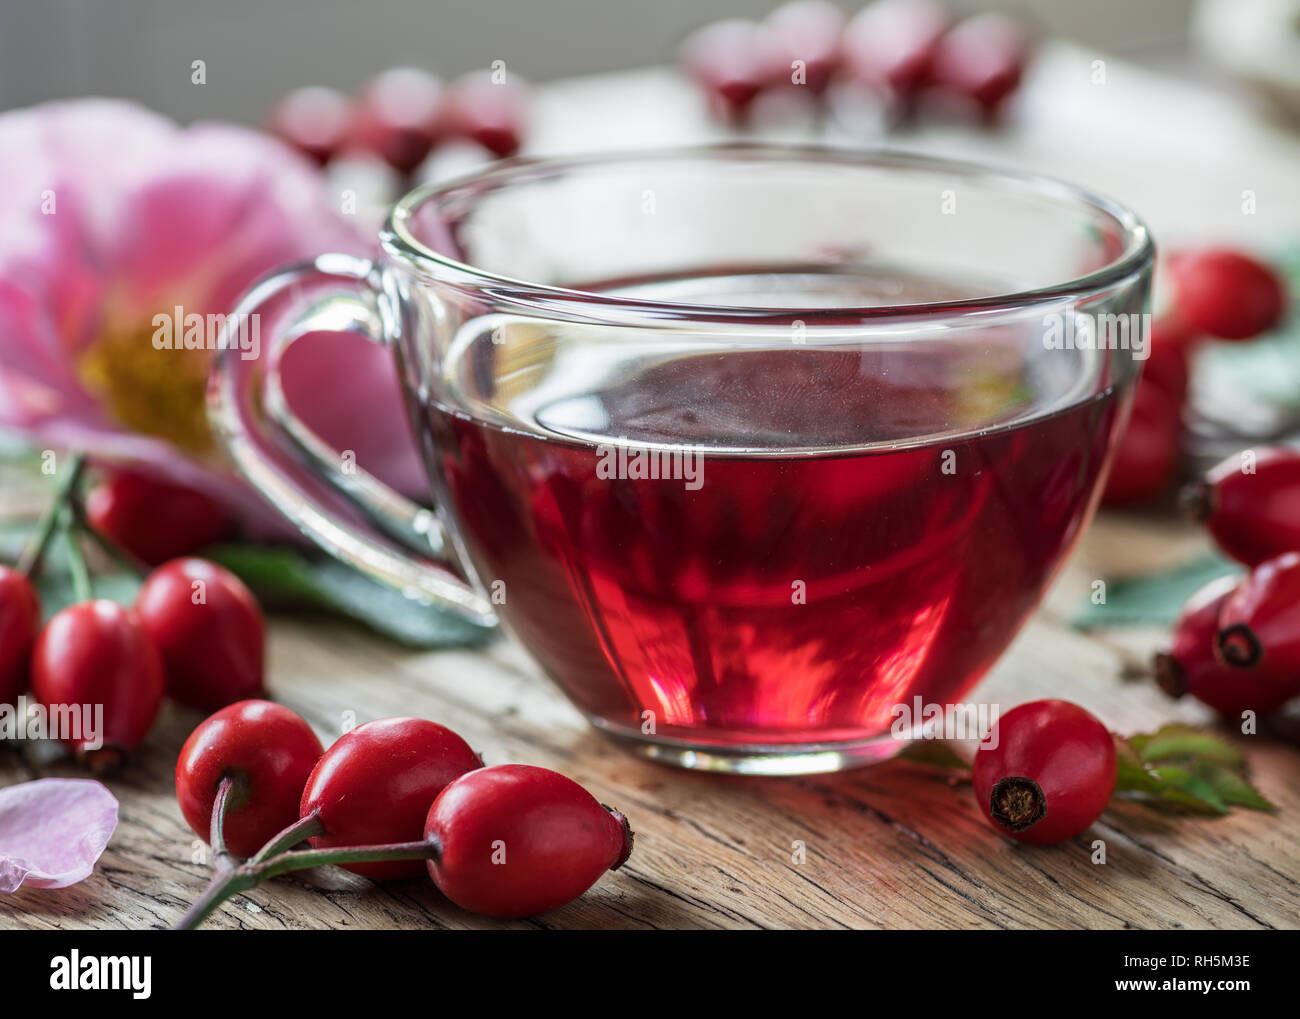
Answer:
[2, 510, 1298, 930]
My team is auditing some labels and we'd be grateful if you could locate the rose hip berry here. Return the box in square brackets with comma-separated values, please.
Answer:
[0, 566, 40, 706]
[1101, 381, 1182, 505]
[1156, 576, 1300, 717]
[929, 13, 1030, 119]
[680, 20, 782, 121]
[1216, 552, 1300, 677]
[435, 71, 529, 159]
[300, 717, 483, 879]
[765, 0, 847, 94]
[267, 86, 352, 166]
[1167, 248, 1287, 341]
[31, 600, 165, 769]
[135, 558, 265, 711]
[973, 699, 1117, 845]
[347, 67, 443, 175]
[85, 469, 232, 566]
[425, 764, 633, 919]
[176, 700, 324, 858]
[841, 0, 949, 98]
[1183, 447, 1300, 567]
[1142, 316, 1195, 403]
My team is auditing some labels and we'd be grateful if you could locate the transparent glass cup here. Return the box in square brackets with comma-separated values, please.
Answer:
[210, 145, 1153, 774]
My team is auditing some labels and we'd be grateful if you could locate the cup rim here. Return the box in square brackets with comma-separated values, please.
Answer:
[383, 142, 1154, 326]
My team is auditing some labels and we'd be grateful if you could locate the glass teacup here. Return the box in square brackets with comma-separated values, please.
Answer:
[210, 145, 1153, 774]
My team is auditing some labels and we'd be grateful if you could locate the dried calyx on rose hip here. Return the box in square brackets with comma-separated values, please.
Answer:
[1155, 575, 1300, 718]
[1215, 552, 1300, 682]
[1182, 447, 1300, 567]
[972, 696, 1274, 842]
[299, 717, 484, 878]
[973, 700, 1117, 845]
[424, 764, 634, 919]
[967, 701, 1273, 844]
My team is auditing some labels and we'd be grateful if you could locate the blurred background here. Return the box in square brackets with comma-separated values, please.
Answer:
[0, 0, 1276, 123]
[2, 0, 1300, 487]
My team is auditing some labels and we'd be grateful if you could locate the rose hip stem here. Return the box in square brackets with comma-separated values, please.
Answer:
[208, 774, 249, 871]
[59, 509, 92, 603]
[173, 807, 443, 930]
[16, 453, 87, 579]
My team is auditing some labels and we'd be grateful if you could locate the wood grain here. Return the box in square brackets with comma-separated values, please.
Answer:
[2, 509, 1297, 931]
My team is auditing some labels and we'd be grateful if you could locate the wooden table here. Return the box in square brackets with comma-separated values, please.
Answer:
[4, 47, 1300, 930]
[4, 509, 1298, 931]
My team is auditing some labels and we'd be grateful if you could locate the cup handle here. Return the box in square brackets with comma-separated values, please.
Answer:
[207, 252, 497, 628]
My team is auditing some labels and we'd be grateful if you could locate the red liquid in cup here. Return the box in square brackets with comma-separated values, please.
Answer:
[418, 273, 1122, 749]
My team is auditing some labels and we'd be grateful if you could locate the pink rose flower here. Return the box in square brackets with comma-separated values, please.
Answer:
[0, 99, 424, 533]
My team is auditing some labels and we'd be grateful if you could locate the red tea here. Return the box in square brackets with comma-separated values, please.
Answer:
[417, 273, 1120, 754]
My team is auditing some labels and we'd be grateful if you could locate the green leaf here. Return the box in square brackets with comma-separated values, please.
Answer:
[205, 543, 493, 650]
[1130, 724, 1245, 769]
[1188, 762, 1276, 812]
[1113, 735, 1164, 795]
[1072, 555, 1241, 629]
[1149, 765, 1229, 815]
[1113, 729, 1273, 815]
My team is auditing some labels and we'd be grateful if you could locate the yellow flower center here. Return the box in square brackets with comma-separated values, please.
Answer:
[78, 318, 214, 455]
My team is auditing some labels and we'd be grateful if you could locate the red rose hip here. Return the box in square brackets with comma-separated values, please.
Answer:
[1183, 447, 1300, 567]
[680, 20, 782, 121]
[300, 717, 482, 879]
[765, 0, 847, 94]
[1142, 316, 1194, 403]
[929, 13, 1030, 118]
[135, 557, 265, 711]
[31, 600, 165, 769]
[267, 86, 352, 166]
[1167, 248, 1286, 342]
[973, 699, 1117, 845]
[1101, 381, 1182, 505]
[85, 469, 232, 566]
[0, 566, 40, 706]
[841, 0, 950, 97]
[435, 71, 529, 159]
[425, 764, 633, 918]
[176, 699, 324, 858]
[1216, 552, 1300, 677]
[1155, 576, 1300, 717]
[347, 67, 443, 175]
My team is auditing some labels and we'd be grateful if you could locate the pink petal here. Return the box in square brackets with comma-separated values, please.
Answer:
[0, 279, 105, 428]
[280, 330, 428, 496]
[0, 779, 119, 892]
[107, 122, 369, 318]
